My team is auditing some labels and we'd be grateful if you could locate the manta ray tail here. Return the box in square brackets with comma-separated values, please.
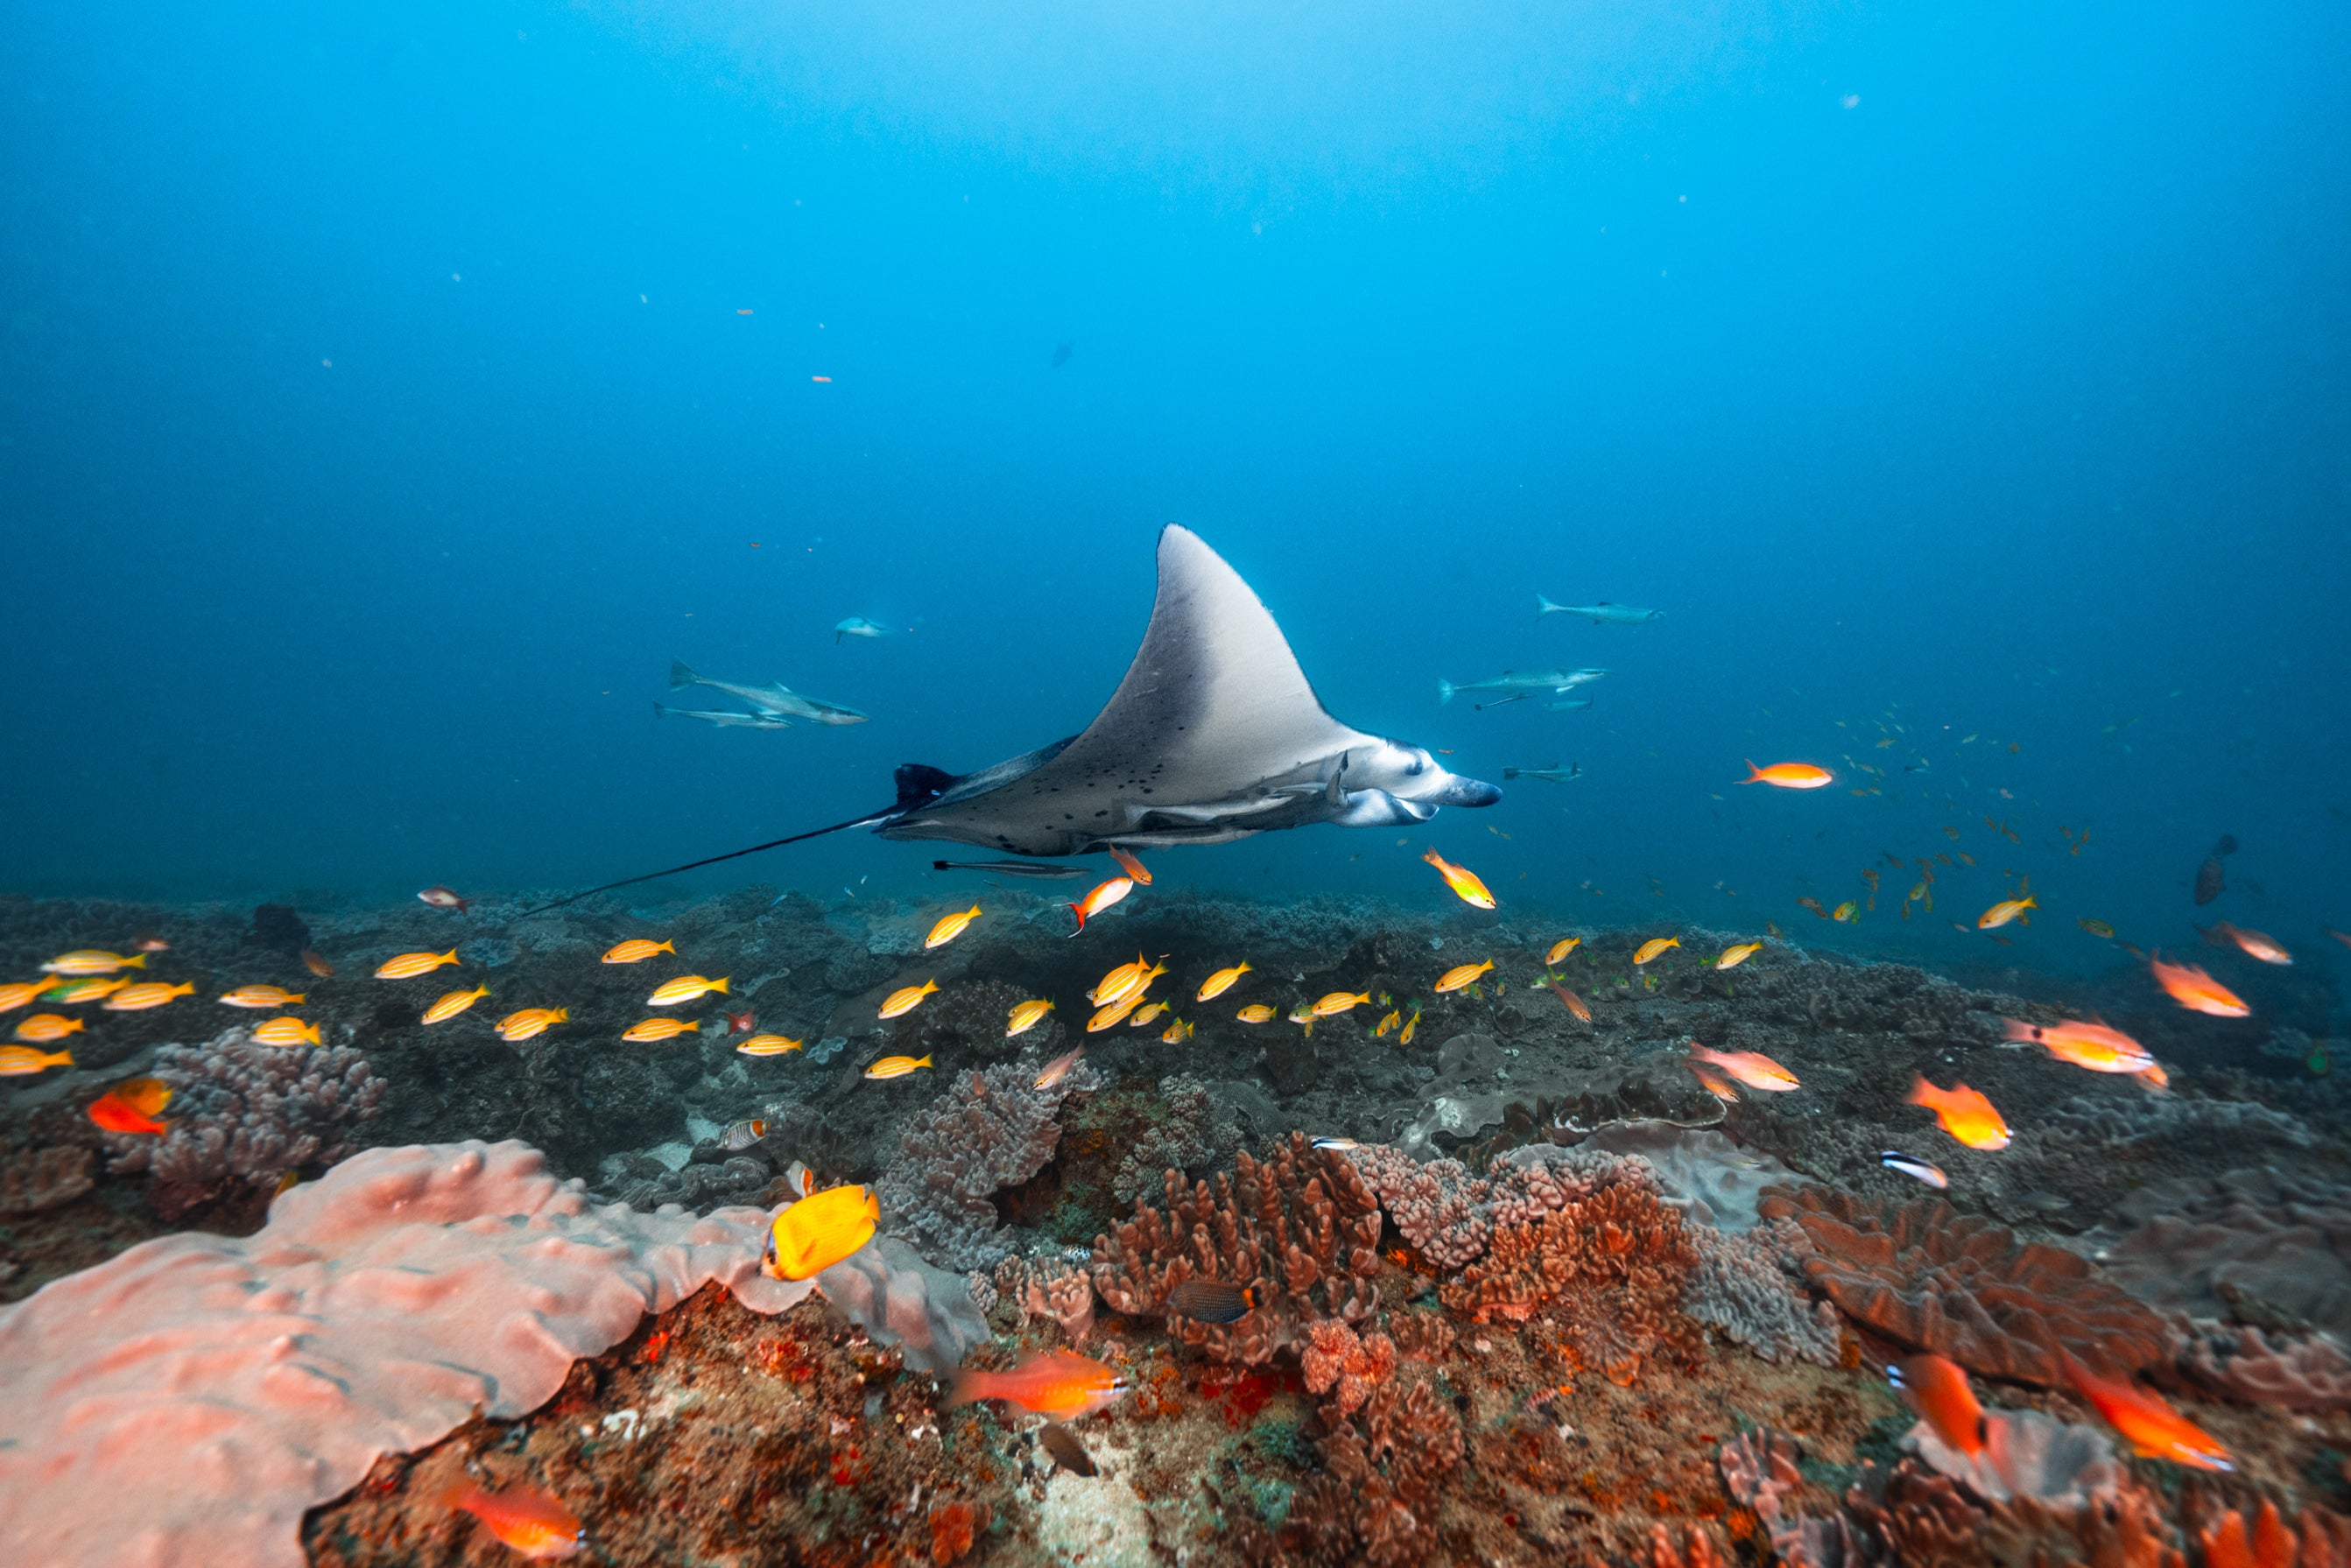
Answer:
[516, 763, 955, 917]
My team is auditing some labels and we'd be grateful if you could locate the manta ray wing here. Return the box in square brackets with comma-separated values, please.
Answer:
[877, 526, 1495, 854]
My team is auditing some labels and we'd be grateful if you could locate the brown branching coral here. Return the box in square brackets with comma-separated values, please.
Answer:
[1844, 1459, 1986, 1568]
[1300, 1319, 1396, 1417]
[1759, 1185, 2174, 1386]
[1091, 1130, 1382, 1364]
[1439, 1151, 1699, 1382]
[1264, 1375, 1467, 1568]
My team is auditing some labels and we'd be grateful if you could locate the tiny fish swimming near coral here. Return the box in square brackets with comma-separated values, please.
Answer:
[2149, 954, 2250, 1016]
[1195, 961, 1251, 1002]
[1891, 1354, 1985, 1458]
[1434, 960, 1493, 993]
[736, 1033, 802, 1056]
[102, 980, 194, 1010]
[1007, 998, 1054, 1037]
[438, 1478, 582, 1559]
[1906, 1075, 2010, 1150]
[648, 974, 729, 1006]
[947, 1349, 1130, 1421]
[375, 951, 458, 980]
[1066, 875, 1134, 934]
[12, 1015, 83, 1043]
[87, 1076, 172, 1135]
[496, 1007, 567, 1042]
[250, 1016, 320, 1047]
[2001, 1016, 2153, 1075]
[221, 984, 305, 1008]
[719, 1118, 767, 1151]
[416, 886, 472, 912]
[300, 949, 334, 978]
[0, 1044, 74, 1075]
[1714, 941, 1762, 970]
[1165, 1279, 1256, 1323]
[0, 981, 45, 1012]
[2202, 920, 2291, 964]
[1633, 936, 1679, 964]
[1422, 847, 1495, 909]
[1545, 936, 1580, 963]
[925, 904, 982, 948]
[41, 949, 145, 974]
[1033, 1045, 1085, 1089]
[623, 1016, 699, 1043]
[1235, 1002, 1275, 1023]
[42, 976, 127, 1004]
[863, 1052, 933, 1079]
[601, 939, 675, 964]
[2063, 1355, 2232, 1470]
[421, 984, 491, 1023]
[1880, 1150, 1950, 1190]
[1687, 1044, 1798, 1091]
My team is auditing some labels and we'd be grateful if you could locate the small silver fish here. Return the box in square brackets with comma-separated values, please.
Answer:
[1034, 1046, 1087, 1091]
[1310, 1136, 1360, 1151]
[720, 1117, 769, 1151]
[1533, 597, 1664, 624]
[1880, 1150, 1948, 1190]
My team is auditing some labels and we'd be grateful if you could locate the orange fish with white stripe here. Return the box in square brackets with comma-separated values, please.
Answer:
[623, 1016, 699, 1043]
[251, 1016, 321, 1047]
[2001, 1016, 2152, 1075]
[1194, 962, 1250, 1002]
[926, 904, 982, 949]
[221, 985, 304, 1009]
[2063, 1355, 2231, 1471]
[102, 981, 196, 1011]
[2205, 922, 2291, 966]
[947, 1349, 1130, 1422]
[422, 984, 492, 1024]
[0, 981, 47, 1013]
[496, 1007, 568, 1041]
[601, 939, 675, 965]
[1434, 960, 1493, 994]
[40, 950, 145, 975]
[1066, 876, 1134, 935]
[375, 951, 459, 980]
[13, 1015, 84, 1043]
[877, 980, 938, 1019]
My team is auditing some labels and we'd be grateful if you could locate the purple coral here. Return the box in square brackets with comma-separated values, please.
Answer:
[875, 1059, 1097, 1272]
[102, 1027, 384, 1189]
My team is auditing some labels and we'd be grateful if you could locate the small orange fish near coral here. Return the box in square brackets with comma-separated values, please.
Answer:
[1543, 975, 1591, 1022]
[88, 1079, 172, 1135]
[1687, 1061, 1740, 1103]
[1893, 1354, 1987, 1459]
[1687, 1044, 1798, 1092]
[2149, 955, 2250, 1017]
[299, 949, 334, 978]
[1545, 937, 1580, 964]
[374, 951, 458, 981]
[1034, 1045, 1085, 1090]
[0, 981, 46, 1013]
[13, 1014, 84, 1043]
[440, 1476, 583, 1558]
[102, 981, 195, 1011]
[0, 1045, 74, 1075]
[2063, 1355, 2232, 1471]
[2001, 1017, 2152, 1075]
[250, 1016, 321, 1048]
[1742, 761, 1833, 789]
[1906, 1075, 2010, 1150]
[41, 950, 144, 975]
[947, 1349, 1130, 1421]
[2204, 922, 2291, 966]
[1066, 876, 1135, 935]
[1422, 847, 1496, 910]
[1194, 962, 1250, 1002]
[221, 984, 305, 1008]
[422, 984, 492, 1024]
[495, 1007, 568, 1042]
[863, 1053, 932, 1079]
[1108, 846, 1152, 885]
[1633, 937, 1679, 965]
[925, 904, 982, 949]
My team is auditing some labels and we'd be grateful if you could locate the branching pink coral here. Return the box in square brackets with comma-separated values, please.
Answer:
[1301, 1319, 1397, 1417]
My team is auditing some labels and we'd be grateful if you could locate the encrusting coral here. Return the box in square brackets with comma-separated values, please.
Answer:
[0, 1142, 95, 1216]
[1092, 1129, 1383, 1364]
[876, 1058, 1098, 1273]
[2087, 1167, 2351, 1337]
[1760, 1184, 2176, 1385]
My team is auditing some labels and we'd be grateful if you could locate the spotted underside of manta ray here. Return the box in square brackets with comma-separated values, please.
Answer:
[525, 526, 1498, 911]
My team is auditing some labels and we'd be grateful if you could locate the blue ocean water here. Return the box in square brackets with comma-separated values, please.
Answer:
[4, 1, 2346, 994]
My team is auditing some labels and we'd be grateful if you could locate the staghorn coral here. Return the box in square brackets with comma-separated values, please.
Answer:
[1110, 1072, 1242, 1204]
[1439, 1148, 1698, 1386]
[1299, 1319, 1397, 1417]
[1091, 1130, 1383, 1365]
[875, 1058, 1097, 1273]
[0, 1143, 94, 1216]
[1761, 1185, 2175, 1386]
[102, 1028, 384, 1194]
[2176, 1318, 2351, 1411]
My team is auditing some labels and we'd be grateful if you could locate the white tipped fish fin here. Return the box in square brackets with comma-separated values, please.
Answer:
[669, 659, 700, 690]
[1438, 680, 1455, 705]
[1536, 594, 1565, 619]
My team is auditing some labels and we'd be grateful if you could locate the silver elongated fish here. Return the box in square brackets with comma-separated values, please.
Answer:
[1503, 764, 1581, 784]
[669, 660, 868, 725]
[528, 528, 1500, 914]
[1536, 596, 1664, 624]
[932, 859, 1091, 879]
[834, 616, 895, 642]
[654, 702, 792, 729]
[1439, 668, 1608, 705]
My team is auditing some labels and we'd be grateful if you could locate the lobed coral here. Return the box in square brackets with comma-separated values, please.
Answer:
[1760, 1185, 2176, 1385]
[102, 1027, 384, 1198]
[1253, 1373, 1466, 1568]
[0, 1143, 94, 1217]
[2088, 1167, 2351, 1337]
[1110, 1072, 1242, 1205]
[1718, 1428, 1870, 1568]
[2176, 1318, 2351, 1411]
[1299, 1318, 1397, 1417]
[1092, 1130, 1383, 1365]
[875, 1058, 1097, 1273]
[1686, 1216, 1842, 1365]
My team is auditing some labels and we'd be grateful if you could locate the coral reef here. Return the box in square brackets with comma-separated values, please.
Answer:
[2176, 1318, 2351, 1410]
[811, 1235, 992, 1375]
[1686, 1215, 1843, 1365]
[618, 1153, 771, 1212]
[875, 1058, 1098, 1273]
[0, 1143, 94, 1216]
[1093, 1129, 1383, 1364]
[1719, 1428, 1871, 1568]
[1299, 1318, 1397, 1416]
[1904, 1405, 2119, 1505]
[1760, 1184, 2177, 1384]
[0, 1140, 810, 1568]
[1249, 1373, 1466, 1568]
[1111, 1072, 1242, 1204]
[2087, 1167, 2351, 1337]
[1350, 1141, 1495, 1269]
[102, 1027, 384, 1209]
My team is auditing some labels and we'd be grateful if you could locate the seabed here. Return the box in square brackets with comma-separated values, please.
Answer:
[2, 885, 2346, 1566]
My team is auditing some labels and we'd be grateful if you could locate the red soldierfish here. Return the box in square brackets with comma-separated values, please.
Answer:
[1893, 1354, 1987, 1459]
[947, 1350, 1130, 1421]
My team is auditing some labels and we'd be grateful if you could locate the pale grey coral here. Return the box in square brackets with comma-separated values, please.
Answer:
[811, 1236, 991, 1375]
[620, 1156, 771, 1213]
[1686, 1218, 1841, 1366]
[2176, 1318, 2351, 1410]
[1110, 1073, 1242, 1205]
[0, 1143, 95, 1216]
[103, 1028, 384, 1187]
[2045, 1092, 2315, 1154]
[2084, 1166, 2351, 1335]
[875, 1058, 1099, 1272]
[1904, 1406, 2119, 1505]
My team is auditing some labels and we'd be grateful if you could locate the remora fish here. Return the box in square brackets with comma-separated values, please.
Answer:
[834, 616, 895, 642]
[670, 659, 869, 725]
[1439, 669, 1608, 705]
[931, 860, 1091, 879]
[1503, 764, 1581, 784]
[652, 702, 793, 729]
[532, 528, 1501, 912]
[1534, 596, 1665, 624]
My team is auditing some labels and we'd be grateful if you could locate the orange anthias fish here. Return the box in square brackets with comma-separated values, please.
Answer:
[1687, 1061, 1740, 1103]
[2001, 1017, 2153, 1075]
[1906, 1076, 2011, 1150]
[1422, 847, 1496, 910]
[1742, 761, 1834, 790]
[1067, 876, 1135, 935]
[2204, 922, 2291, 966]
[439, 1477, 583, 1558]
[947, 1349, 1131, 1421]
[763, 1184, 880, 1279]
[1108, 846, 1152, 885]
[1687, 1044, 1798, 1092]
[88, 1079, 172, 1135]
[2063, 1355, 2232, 1471]
[1543, 974, 1592, 1022]
[2150, 955, 2251, 1017]
[1893, 1354, 1987, 1459]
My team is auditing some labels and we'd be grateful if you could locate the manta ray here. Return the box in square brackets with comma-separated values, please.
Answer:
[530, 526, 1499, 911]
